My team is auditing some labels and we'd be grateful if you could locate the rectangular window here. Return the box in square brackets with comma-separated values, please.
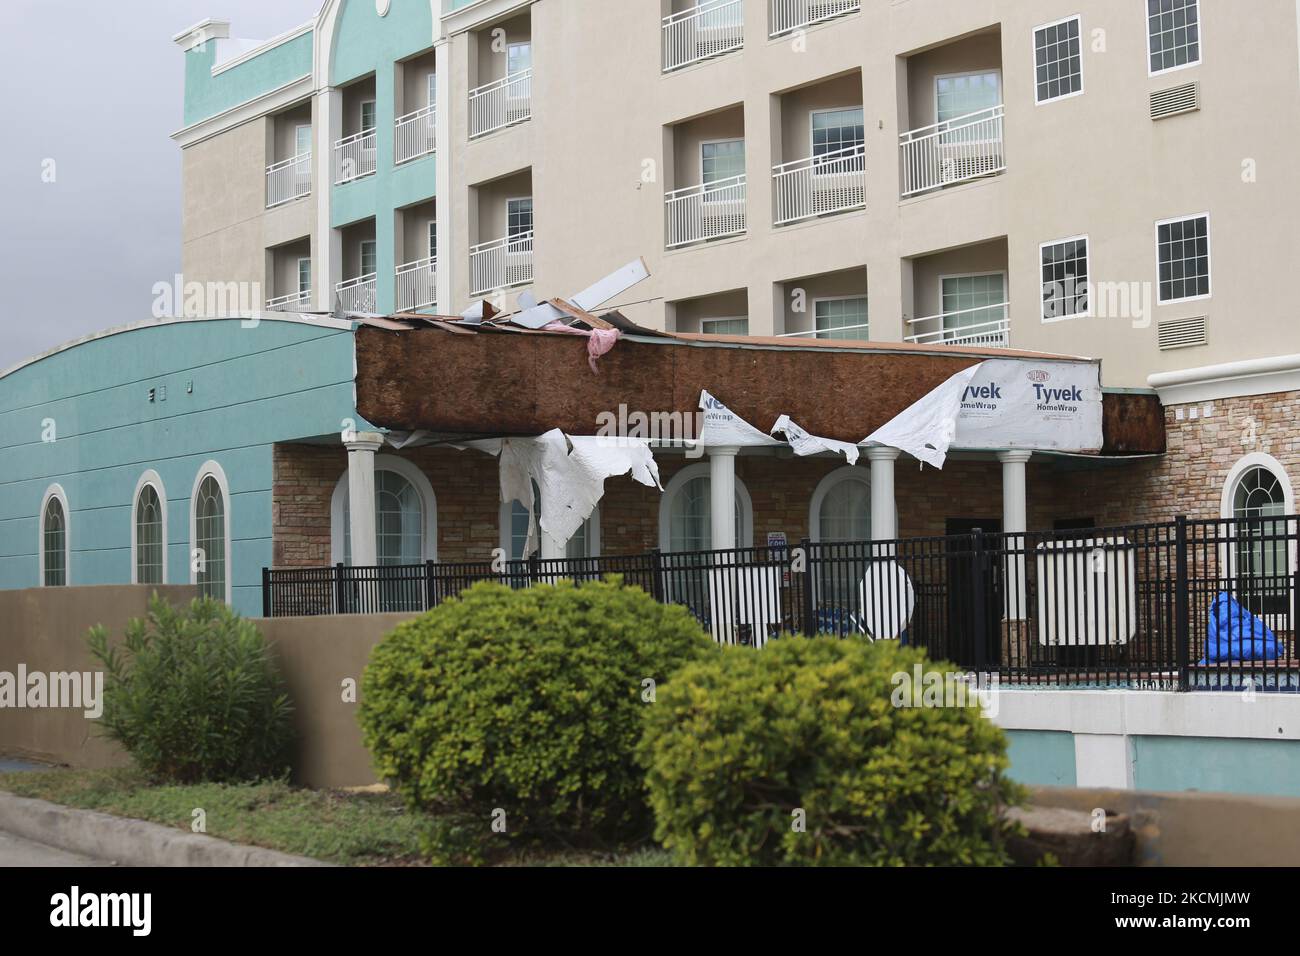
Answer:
[360, 240, 377, 277]
[427, 71, 437, 106]
[815, 296, 868, 340]
[507, 42, 532, 76]
[935, 71, 1001, 125]
[294, 124, 312, 158]
[360, 99, 376, 133]
[1034, 16, 1083, 103]
[1156, 214, 1211, 303]
[941, 273, 1006, 337]
[1147, 0, 1200, 75]
[507, 197, 534, 241]
[700, 317, 749, 336]
[297, 258, 312, 296]
[1040, 236, 1090, 320]
[428, 220, 437, 260]
[811, 107, 865, 167]
[701, 139, 746, 189]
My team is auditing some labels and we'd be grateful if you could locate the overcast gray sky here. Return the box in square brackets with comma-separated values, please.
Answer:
[0, 0, 324, 369]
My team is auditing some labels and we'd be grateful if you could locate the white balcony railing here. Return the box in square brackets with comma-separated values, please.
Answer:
[665, 175, 747, 249]
[899, 104, 1005, 198]
[470, 232, 534, 296]
[769, 0, 860, 37]
[265, 290, 312, 312]
[266, 152, 312, 208]
[905, 302, 1010, 348]
[335, 274, 377, 313]
[395, 104, 436, 164]
[772, 144, 865, 226]
[333, 129, 377, 185]
[468, 69, 532, 139]
[395, 256, 438, 312]
[663, 0, 744, 73]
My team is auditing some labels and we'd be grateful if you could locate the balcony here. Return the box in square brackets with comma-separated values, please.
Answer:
[666, 176, 747, 249]
[266, 152, 311, 209]
[395, 104, 436, 164]
[468, 70, 532, 139]
[396, 256, 438, 312]
[899, 104, 1005, 198]
[265, 290, 311, 312]
[470, 232, 533, 296]
[905, 301, 1010, 348]
[334, 129, 377, 185]
[773, 144, 865, 227]
[335, 274, 377, 313]
[662, 0, 743, 73]
[769, 0, 860, 37]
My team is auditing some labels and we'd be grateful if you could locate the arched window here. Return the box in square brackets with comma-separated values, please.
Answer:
[132, 472, 167, 585]
[658, 464, 754, 553]
[1229, 462, 1290, 616]
[40, 485, 69, 587]
[809, 467, 871, 543]
[330, 456, 437, 565]
[190, 462, 230, 604]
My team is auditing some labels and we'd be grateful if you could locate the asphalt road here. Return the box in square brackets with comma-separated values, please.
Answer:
[0, 830, 110, 867]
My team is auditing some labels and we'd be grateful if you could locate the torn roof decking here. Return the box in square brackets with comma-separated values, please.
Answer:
[355, 319, 1167, 456]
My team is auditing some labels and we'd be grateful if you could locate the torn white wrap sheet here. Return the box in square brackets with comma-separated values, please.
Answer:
[770, 415, 860, 465]
[862, 359, 1104, 468]
[499, 430, 661, 555]
[698, 391, 782, 448]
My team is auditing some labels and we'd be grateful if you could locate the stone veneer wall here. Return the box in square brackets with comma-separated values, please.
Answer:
[269, 392, 1299, 567]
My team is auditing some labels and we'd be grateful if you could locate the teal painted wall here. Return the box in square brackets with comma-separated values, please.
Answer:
[0, 319, 358, 617]
[330, 0, 439, 314]
[1132, 736, 1300, 798]
[182, 31, 314, 127]
[1004, 730, 1078, 787]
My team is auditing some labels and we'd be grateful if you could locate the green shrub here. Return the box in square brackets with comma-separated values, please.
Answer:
[87, 596, 293, 784]
[359, 579, 713, 862]
[639, 637, 1024, 866]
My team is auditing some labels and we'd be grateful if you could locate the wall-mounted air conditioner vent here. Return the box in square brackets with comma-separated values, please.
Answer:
[1157, 315, 1208, 350]
[1150, 82, 1200, 120]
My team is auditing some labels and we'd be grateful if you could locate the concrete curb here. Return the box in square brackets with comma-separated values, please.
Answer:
[0, 792, 331, 867]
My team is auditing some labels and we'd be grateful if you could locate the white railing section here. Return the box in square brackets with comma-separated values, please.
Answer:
[772, 144, 865, 226]
[395, 256, 438, 312]
[769, 0, 860, 36]
[335, 274, 377, 313]
[665, 175, 747, 249]
[470, 232, 534, 296]
[266, 152, 312, 208]
[899, 104, 1005, 197]
[333, 129, 377, 185]
[776, 321, 870, 340]
[905, 302, 1010, 348]
[468, 69, 532, 139]
[265, 290, 312, 312]
[663, 0, 744, 73]
[395, 104, 436, 164]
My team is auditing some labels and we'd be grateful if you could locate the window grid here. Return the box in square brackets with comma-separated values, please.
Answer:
[942, 274, 1006, 331]
[194, 475, 225, 601]
[135, 485, 164, 585]
[1156, 214, 1210, 303]
[507, 197, 534, 240]
[811, 108, 865, 163]
[701, 140, 745, 187]
[360, 240, 377, 277]
[42, 497, 66, 587]
[1034, 17, 1083, 103]
[1232, 466, 1287, 615]
[700, 317, 749, 336]
[1147, 0, 1200, 74]
[1040, 237, 1090, 320]
[344, 471, 424, 565]
[297, 258, 311, 296]
[935, 71, 1001, 125]
[815, 296, 868, 340]
[360, 100, 376, 133]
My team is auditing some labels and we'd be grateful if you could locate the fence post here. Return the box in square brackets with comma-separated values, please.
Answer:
[1175, 515, 1190, 692]
[970, 529, 989, 672]
[425, 559, 436, 611]
[649, 549, 665, 602]
[334, 562, 348, 615]
[800, 537, 815, 637]
[261, 567, 271, 618]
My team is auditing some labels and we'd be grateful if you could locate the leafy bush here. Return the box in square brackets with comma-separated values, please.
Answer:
[359, 579, 713, 862]
[639, 637, 1024, 866]
[87, 596, 293, 784]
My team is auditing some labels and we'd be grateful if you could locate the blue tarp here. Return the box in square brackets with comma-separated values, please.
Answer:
[1200, 592, 1283, 664]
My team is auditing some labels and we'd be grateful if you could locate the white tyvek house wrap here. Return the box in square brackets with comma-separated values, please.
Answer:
[697, 390, 783, 447]
[770, 414, 861, 465]
[862, 359, 1104, 468]
[499, 430, 661, 556]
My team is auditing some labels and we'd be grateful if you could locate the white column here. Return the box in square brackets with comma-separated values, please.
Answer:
[709, 446, 739, 551]
[346, 432, 385, 566]
[433, 38, 452, 314]
[539, 530, 564, 560]
[999, 450, 1032, 619]
[867, 446, 900, 542]
[314, 87, 342, 312]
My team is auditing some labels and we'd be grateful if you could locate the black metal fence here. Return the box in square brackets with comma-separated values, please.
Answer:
[263, 514, 1300, 691]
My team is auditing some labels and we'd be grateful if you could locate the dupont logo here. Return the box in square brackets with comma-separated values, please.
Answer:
[1026, 369, 1050, 384]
